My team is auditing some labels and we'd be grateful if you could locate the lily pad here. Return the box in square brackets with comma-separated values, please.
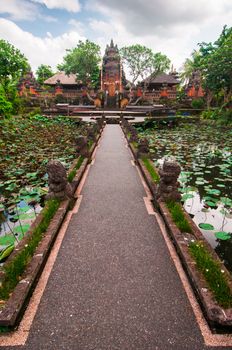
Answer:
[196, 180, 205, 185]
[205, 201, 217, 208]
[199, 223, 215, 230]
[13, 224, 30, 234]
[220, 197, 232, 207]
[206, 189, 221, 196]
[18, 206, 30, 213]
[215, 231, 231, 240]
[0, 235, 15, 245]
[17, 212, 36, 220]
[201, 208, 209, 212]
[217, 184, 226, 188]
[182, 193, 194, 201]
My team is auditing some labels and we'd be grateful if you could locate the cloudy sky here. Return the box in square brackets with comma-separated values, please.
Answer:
[0, 0, 231, 74]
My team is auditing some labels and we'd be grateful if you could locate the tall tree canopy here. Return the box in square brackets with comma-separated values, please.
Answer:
[180, 51, 200, 85]
[198, 25, 232, 103]
[182, 26, 232, 106]
[58, 40, 101, 88]
[120, 44, 171, 85]
[36, 64, 54, 85]
[0, 40, 29, 116]
[0, 39, 29, 87]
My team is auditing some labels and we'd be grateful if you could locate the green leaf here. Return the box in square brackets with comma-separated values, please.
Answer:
[206, 189, 221, 196]
[13, 224, 30, 234]
[220, 197, 232, 207]
[18, 206, 30, 213]
[215, 231, 231, 240]
[182, 193, 194, 201]
[0, 235, 16, 245]
[199, 223, 215, 230]
[0, 244, 15, 262]
[17, 212, 36, 220]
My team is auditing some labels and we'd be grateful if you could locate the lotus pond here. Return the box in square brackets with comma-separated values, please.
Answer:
[136, 121, 232, 273]
[0, 114, 83, 258]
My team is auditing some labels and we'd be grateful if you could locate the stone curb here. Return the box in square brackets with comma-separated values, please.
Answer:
[0, 127, 104, 328]
[121, 124, 232, 330]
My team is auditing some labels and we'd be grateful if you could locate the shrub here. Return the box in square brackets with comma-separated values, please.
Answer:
[200, 109, 214, 119]
[191, 98, 205, 109]
[0, 95, 13, 117]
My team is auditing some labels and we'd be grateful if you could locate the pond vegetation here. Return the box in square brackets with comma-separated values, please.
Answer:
[0, 115, 83, 256]
[0, 198, 60, 300]
[136, 120, 232, 273]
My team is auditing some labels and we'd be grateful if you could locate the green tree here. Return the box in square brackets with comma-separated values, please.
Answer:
[180, 51, 200, 85]
[58, 40, 101, 88]
[203, 27, 232, 104]
[0, 39, 29, 116]
[36, 64, 54, 85]
[120, 44, 170, 86]
[0, 85, 13, 117]
[196, 26, 232, 107]
[0, 39, 29, 88]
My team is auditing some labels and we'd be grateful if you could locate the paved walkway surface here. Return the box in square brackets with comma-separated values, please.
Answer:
[2, 125, 230, 349]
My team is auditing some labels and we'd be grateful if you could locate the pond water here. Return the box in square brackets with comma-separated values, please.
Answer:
[137, 121, 232, 273]
[0, 115, 83, 262]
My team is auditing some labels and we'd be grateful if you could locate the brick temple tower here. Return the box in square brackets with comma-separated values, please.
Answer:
[101, 39, 123, 108]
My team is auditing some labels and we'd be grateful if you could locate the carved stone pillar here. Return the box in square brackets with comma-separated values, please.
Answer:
[75, 136, 89, 158]
[128, 125, 138, 143]
[46, 160, 73, 199]
[137, 138, 150, 158]
[156, 159, 181, 201]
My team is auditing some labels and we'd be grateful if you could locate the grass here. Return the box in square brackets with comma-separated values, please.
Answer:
[131, 141, 138, 148]
[165, 200, 192, 233]
[88, 140, 94, 148]
[67, 156, 84, 183]
[189, 242, 232, 308]
[0, 199, 60, 301]
[142, 158, 160, 183]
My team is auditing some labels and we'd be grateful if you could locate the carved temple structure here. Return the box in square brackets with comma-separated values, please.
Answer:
[17, 39, 204, 108]
[101, 39, 127, 108]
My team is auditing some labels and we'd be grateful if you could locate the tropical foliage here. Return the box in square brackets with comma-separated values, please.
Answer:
[0, 40, 29, 116]
[36, 64, 54, 85]
[120, 44, 170, 86]
[181, 25, 232, 108]
[58, 39, 101, 88]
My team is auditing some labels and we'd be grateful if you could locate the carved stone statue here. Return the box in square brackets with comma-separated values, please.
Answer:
[75, 136, 89, 158]
[137, 138, 150, 158]
[156, 159, 181, 201]
[128, 125, 138, 143]
[87, 125, 97, 142]
[46, 160, 73, 199]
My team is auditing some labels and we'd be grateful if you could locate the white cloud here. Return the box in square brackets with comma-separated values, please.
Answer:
[32, 0, 81, 12]
[87, 0, 232, 70]
[68, 19, 85, 34]
[0, 0, 231, 79]
[0, 0, 57, 22]
[0, 18, 85, 71]
[87, 0, 232, 36]
[0, 0, 38, 21]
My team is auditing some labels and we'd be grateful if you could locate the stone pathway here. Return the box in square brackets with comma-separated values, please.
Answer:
[2, 125, 230, 349]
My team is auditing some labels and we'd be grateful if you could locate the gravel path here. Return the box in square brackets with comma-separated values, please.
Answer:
[2, 125, 230, 349]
